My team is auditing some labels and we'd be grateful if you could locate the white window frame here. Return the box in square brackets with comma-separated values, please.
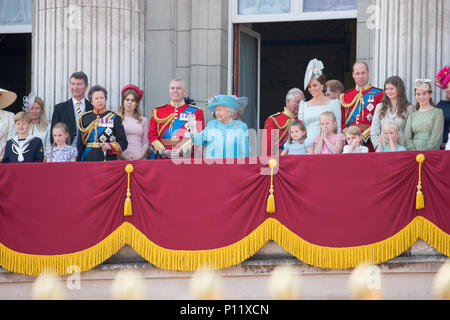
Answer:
[231, 0, 357, 23]
[0, 25, 32, 33]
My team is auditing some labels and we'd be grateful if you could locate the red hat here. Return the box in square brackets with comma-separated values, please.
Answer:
[121, 84, 144, 101]
[435, 66, 450, 89]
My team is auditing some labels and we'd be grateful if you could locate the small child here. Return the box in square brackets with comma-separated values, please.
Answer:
[376, 122, 407, 152]
[2, 112, 44, 163]
[46, 122, 78, 162]
[343, 126, 369, 153]
[281, 121, 312, 155]
[313, 111, 345, 154]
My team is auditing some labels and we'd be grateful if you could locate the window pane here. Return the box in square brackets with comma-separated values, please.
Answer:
[238, 0, 291, 15]
[303, 0, 357, 12]
[0, 0, 32, 25]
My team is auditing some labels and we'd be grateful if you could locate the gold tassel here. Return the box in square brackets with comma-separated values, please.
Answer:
[415, 154, 425, 210]
[124, 164, 134, 216]
[266, 159, 277, 213]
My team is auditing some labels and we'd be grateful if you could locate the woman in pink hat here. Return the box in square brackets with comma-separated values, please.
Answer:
[118, 84, 150, 160]
[435, 66, 450, 149]
[0, 88, 17, 161]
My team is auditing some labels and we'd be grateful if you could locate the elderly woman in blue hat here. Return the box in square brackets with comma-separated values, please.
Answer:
[186, 95, 249, 159]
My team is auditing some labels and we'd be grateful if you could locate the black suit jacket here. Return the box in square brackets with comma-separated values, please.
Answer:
[50, 98, 93, 145]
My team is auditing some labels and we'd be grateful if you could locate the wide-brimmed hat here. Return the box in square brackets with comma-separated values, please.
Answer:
[435, 66, 450, 89]
[207, 95, 241, 112]
[121, 84, 144, 101]
[0, 88, 17, 109]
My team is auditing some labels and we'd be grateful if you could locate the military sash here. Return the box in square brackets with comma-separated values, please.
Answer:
[345, 88, 382, 126]
[162, 106, 198, 139]
[81, 113, 117, 161]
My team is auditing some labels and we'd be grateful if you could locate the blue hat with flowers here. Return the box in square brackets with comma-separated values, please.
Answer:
[207, 95, 241, 112]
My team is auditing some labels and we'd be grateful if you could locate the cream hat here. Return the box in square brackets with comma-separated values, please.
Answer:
[0, 88, 17, 109]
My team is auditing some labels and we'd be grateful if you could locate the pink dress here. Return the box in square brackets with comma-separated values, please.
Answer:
[314, 133, 345, 154]
[121, 116, 150, 159]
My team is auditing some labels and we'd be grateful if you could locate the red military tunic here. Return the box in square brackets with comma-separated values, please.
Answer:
[148, 100, 205, 155]
[263, 108, 299, 156]
[340, 83, 384, 146]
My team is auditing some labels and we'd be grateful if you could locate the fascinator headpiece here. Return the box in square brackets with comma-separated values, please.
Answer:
[22, 93, 36, 112]
[435, 66, 450, 89]
[304, 59, 324, 90]
[414, 79, 433, 91]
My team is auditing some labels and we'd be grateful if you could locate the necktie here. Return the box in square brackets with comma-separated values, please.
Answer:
[76, 101, 82, 116]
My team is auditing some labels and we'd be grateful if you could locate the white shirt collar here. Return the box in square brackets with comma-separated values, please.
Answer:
[72, 97, 86, 106]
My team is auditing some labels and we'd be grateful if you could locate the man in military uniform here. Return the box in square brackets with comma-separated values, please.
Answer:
[340, 61, 384, 151]
[263, 88, 303, 156]
[77, 85, 128, 161]
[148, 78, 205, 159]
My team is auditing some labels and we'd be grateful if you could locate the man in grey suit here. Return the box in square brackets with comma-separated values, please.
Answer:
[50, 71, 94, 149]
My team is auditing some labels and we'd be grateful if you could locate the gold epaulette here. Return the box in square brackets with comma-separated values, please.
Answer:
[108, 110, 123, 119]
[77, 110, 94, 132]
[152, 107, 175, 124]
[268, 112, 281, 119]
[340, 91, 363, 109]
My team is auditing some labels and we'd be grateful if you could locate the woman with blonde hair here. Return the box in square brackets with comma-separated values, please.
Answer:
[24, 94, 51, 153]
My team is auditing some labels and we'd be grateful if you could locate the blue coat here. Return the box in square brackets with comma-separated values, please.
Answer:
[192, 119, 249, 159]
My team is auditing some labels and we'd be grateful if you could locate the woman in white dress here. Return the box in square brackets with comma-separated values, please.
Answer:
[24, 95, 51, 153]
[298, 59, 341, 142]
[0, 88, 17, 161]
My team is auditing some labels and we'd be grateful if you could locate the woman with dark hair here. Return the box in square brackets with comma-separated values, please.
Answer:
[298, 59, 341, 142]
[77, 85, 128, 161]
[370, 76, 414, 150]
[118, 84, 150, 160]
[403, 79, 444, 151]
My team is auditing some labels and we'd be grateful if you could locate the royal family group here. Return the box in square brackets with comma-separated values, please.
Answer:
[0, 60, 449, 164]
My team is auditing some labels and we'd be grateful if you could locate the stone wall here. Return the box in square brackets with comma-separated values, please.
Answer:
[144, 0, 229, 121]
[32, 0, 145, 114]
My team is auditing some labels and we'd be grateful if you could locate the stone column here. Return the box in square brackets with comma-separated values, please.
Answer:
[144, 0, 228, 121]
[356, 0, 377, 78]
[371, 0, 450, 101]
[32, 0, 145, 117]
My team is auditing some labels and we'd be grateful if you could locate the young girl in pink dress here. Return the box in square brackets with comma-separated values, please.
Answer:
[313, 111, 345, 154]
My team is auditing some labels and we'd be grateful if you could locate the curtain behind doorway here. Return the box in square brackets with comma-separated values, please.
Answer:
[0, 0, 32, 25]
[239, 32, 259, 131]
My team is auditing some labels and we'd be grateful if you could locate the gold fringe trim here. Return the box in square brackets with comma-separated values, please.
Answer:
[124, 221, 272, 271]
[0, 224, 128, 276]
[270, 216, 449, 269]
[0, 218, 448, 276]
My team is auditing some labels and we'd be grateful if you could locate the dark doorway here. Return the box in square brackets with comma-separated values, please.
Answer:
[251, 19, 356, 128]
[0, 33, 32, 114]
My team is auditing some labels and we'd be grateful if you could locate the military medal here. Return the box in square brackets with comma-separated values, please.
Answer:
[367, 103, 374, 112]
[367, 114, 373, 122]
[105, 127, 112, 135]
